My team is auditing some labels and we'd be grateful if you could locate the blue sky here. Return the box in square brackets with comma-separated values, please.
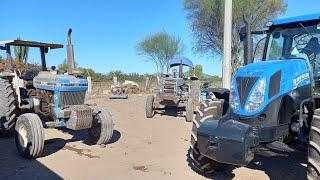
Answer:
[1, 0, 320, 76]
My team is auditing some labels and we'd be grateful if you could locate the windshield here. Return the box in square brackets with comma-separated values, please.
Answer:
[266, 22, 320, 61]
[265, 22, 320, 78]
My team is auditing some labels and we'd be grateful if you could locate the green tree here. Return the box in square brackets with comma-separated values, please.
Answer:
[184, 0, 286, 72]
[136, 31, 184, 74]
[194, 64, 204, 81]
[14, 37, 29, 63]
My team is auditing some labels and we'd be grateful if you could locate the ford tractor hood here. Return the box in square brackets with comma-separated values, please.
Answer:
[33, 71, 88, 92]
[232, 59, 311, 116]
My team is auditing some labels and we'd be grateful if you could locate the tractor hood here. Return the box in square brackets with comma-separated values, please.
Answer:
[232, 58, 311, 116]
[33, 71, 88, 91]
[235, 59, 308, 79]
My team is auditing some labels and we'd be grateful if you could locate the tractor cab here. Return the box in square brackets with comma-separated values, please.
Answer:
[252, 14, 320, 98]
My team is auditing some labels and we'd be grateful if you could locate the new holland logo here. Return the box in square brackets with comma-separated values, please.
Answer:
[293, 72, 310, 89]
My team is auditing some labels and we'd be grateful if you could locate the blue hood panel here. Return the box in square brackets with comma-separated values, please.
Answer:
[33, 71, 88, 92]
[233, 59, 311, 116]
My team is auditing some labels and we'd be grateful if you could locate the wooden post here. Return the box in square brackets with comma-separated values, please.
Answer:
[40, 47, 47, 71]
[5, 45, 13, 71]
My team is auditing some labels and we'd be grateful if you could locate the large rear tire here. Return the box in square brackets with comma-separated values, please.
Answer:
[308, 109, 320, 179]
[15, 113, 44, 159]
[189, 99, 226, 174]
[88, 107, 114, 145]
[0, 78, 18, 134]
[146, 95, 155, 118]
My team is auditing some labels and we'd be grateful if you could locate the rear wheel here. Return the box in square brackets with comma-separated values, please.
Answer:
[308, 109, 320, 179]
[15, 113, 44, 159]
[189, 99, 226, 174]
[0, 78, 18, 135]
[88, 107, 114, 145]
[146, 95, 155, 118]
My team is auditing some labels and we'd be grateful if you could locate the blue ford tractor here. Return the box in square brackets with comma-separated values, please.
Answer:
[189, 13, 320, 179]
[0, 29, 113, 158]
[145, 57, 201, 122]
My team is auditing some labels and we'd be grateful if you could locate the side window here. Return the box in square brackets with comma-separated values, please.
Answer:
[266, 31, 284, 60]
[253, 37, 266, 63]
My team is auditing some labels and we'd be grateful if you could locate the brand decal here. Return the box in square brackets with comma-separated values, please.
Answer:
[293, 72, 309, 88]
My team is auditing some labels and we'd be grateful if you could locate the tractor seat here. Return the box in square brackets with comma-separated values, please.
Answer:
[21, 71, 37, 81]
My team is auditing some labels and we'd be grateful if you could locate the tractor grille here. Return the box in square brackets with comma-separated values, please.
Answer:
[163, 78, 176, 93]
[236, 77, 258, 107]
[59, 91, 86, 106]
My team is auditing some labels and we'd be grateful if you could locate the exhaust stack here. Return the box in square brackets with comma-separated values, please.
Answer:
[67, 28, 75, 74]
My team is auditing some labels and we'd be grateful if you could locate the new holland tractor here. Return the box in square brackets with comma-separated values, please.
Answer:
[0, 29, 113, 159]
[189, 13, 320, 179]
[145, 57, 201, 122]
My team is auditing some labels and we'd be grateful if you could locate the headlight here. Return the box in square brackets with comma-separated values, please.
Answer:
[245, 78, 266, 112]
[229, 82, 240, 111]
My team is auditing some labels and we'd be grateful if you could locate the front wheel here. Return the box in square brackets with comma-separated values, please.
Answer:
[15, 113, 44, 159]
[88, 107, 114, 145]
[146, 95, 155, 118]
[189, 100, 226, 174]
[308, 109, 320, 179]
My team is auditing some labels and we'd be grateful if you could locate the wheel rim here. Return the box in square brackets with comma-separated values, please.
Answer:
[18, 125, 28, 148]
[90, 116, 101, 138]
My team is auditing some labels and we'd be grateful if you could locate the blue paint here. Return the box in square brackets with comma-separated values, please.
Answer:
[34, 73, 88, 92]
[33, 72, 89, 121]
[272, 13, 320, 26]
[53, 91, 62, 118]
[232, 59, 310, 117]
[55, 119, 67, 127]
[169, 57, 194, 68]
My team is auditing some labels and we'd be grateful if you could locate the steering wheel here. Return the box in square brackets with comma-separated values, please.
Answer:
[296, 34, 310, 46]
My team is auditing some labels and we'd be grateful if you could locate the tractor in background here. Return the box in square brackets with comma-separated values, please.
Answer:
[145, 57, 201, 122]
[0, 29, 114, 158]
[189, 13, 320, 179]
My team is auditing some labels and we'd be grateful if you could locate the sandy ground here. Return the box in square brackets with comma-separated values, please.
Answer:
[0, 94, 308, 180]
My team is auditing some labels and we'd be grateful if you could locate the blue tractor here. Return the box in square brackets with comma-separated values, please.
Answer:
[0, 29, 113, 158]
[145, 57, 201, 122]
[189, 13, 320, 179]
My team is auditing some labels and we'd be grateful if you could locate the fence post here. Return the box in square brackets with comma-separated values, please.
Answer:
[145, 77, 150, 91]
[87, 76, 92, 93]
[113, 76, 118, 85]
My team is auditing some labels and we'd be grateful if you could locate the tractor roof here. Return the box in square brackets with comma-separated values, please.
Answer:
[272, 13, 320, 26]
[0, 40, 63, 49]
[169, 57, 194, 68]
